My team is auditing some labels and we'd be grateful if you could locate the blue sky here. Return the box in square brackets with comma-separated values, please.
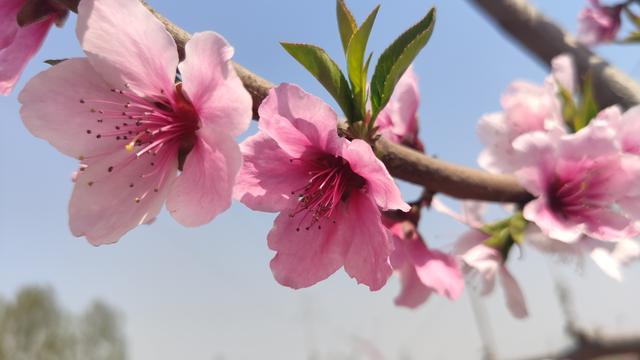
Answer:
[1, 0, 639, 359]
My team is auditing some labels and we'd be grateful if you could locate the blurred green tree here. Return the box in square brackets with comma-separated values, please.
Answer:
[0, 286, 127, 360]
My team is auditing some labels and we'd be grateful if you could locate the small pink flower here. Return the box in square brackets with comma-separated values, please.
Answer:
[376, 66, 423, 152]
[0, 0, 66, 95]
[455, 231, 528, 319]
[577, 0, 622, 46]
[432, 198, 528, 318]
[513, 121, 639, 243]
[383, 215, 463, 308]
[235, 83, 410, 290]
[595, 105, 640, 155]
[525, 224, 639, 281]
[19, 0, 252, 245]
[593, 105, 640, 220]
[477, 55, 573, 173]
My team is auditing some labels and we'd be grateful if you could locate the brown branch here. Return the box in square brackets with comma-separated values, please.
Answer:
[469, 0, 640, 110]
[515, 282, 640, 360]
[518, 332, 640, 360]
[375, 139, 531, 203]
[53, 0, 533, 203]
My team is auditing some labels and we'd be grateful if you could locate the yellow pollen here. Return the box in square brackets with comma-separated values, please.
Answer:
[579, 181, 588, 191]
[125, 142, 135, 152]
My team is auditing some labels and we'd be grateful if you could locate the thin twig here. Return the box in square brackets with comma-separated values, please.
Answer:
[469, 0, 640, 110]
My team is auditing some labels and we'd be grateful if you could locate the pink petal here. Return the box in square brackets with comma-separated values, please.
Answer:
[512, 132, 557, 191]
[619, 196, 640, 220]
[594, 105, 622, 124]
[453, 229, 487, 254]
[501, 81, 554, 118]
[76, 0, 178, 96]
[340, 193, 394, 291]
[394, 265, 432, 308]
[0, 15, 54, 95]
[234, 132, 308, 212]
[0, 0, 22, 49]
[257, 83, 342, 157]
[582, 208, 638, 242]
[69, 150, 178, 245]
[582, 237, 639, 280]
[463, 201, 487, 226]
[524, 224, 580, 256]
[387, 223, 413, 269]
[619, 106, 640, 154]
[550, 54, 576, 94]
[431, 197, 485, 229]
[376, 66, 420, 144]
[166, 129, 241, 227]
[477, 113, 520, 173]
[178, 32, 251, 137]
[19, 58, 128, 158]
[498, 267, 529, 318]
[558, 121, 618, 160]
[411, 245, 464, 300]
[523, 198, 584, 243]
[621, 105, 640, 123]
[267, 210, 347, 289]
[589, 246, 622, 281]
[612, 239, 640, 266]
[341, 139, 410, 211]
[460, 244, 500, 295]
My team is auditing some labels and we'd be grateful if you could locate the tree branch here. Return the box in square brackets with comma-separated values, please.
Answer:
[469, 0, 640, 110]
[515, 282, 640, 360]
[517, 331, 640, 360]
[52, 0, 535, 203]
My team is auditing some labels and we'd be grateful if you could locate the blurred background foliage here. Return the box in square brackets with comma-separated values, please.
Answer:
[0, 286, 127, 360]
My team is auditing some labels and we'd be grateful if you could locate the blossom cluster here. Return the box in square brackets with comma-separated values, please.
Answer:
[6, 0, 458, 304]
[2, 0, 639, 318]
[476, 54, 640, 314]
[576, 0, 640, 46]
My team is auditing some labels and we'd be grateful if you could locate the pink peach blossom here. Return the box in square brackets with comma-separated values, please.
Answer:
[383, 215, 463, 308]
[513, 121, 639, 244]
[577, 0, 622, 46]
[19, 0, 252, 245]
[235, 83, 409, 290]
[432, 198, 528, 318]
[594, 105, 640, 155]
[593, 105, 640, 220]
[525, 224, 639, 281]
[376, 66, 423, 151]
[477, 55, 574, 173]
[0, 0, 66, 95]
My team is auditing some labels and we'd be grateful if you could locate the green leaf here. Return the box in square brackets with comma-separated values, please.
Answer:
[508, 212, 527, 245]
[484, 227, 510, 250]
[281, 42, 354, 120]
[337, 0, 358, 54]
[370, 7, 436, 121]
[480, 218, 510, 236]
[622, 31, 640, 43]
[623, 7, 640, 29]
[44, 59, 67, 66]
[558, 85, 577, 129]
[484, 228, 517, 263]
[574, 73, 599, 131]
[346, 5, 380, 121]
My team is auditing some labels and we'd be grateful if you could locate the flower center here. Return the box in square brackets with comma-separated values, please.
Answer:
[289, 155, 366, 231]
[80, 83, 199, 161]
[77, 83, 200, 204]
[547, 163, 609, 219]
